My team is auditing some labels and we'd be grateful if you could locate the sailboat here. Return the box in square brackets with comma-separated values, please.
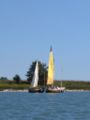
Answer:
[28, 61, 44, 93]
[46, 47, 65, 93]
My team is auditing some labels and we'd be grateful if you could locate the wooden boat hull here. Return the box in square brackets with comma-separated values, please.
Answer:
[28, 88, 44, 93]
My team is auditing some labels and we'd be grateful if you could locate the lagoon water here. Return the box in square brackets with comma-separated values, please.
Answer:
[0, 92, 90, 120]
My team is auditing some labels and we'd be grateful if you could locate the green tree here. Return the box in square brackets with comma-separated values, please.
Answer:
[0, 77, 8, 80]
[13, 74, 21, 84]
[26, 61, 47, 85]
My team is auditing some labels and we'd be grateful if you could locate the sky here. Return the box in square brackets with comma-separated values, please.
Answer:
[0, 0, 90, 81]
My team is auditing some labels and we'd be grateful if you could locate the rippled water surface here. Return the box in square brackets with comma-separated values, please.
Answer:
[0, 91, 90, 120]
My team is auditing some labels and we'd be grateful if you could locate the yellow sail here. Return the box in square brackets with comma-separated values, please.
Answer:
[47, 47, 54, 85]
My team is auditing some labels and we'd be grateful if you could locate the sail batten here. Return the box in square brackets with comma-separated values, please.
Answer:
[47, 47, 54, 85]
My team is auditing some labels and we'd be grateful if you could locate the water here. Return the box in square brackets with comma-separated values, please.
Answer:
[0, 91, 90, 120]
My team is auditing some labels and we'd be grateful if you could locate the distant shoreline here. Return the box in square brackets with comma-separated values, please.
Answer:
[0, 89, 28, 92]
[0, 80, 90, 90]
[66, 89, 90, 92]
[0, 89, 90, 92]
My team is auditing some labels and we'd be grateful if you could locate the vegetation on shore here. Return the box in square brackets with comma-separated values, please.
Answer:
[0, 79, 90, 90]
[0, 80, 29, 90]
[55, 80, 90, 90]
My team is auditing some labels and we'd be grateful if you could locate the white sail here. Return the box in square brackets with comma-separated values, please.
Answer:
[31, 62, 39, 88]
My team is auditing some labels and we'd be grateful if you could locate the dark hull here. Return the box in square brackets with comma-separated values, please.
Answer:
[28, 88, 44, 93]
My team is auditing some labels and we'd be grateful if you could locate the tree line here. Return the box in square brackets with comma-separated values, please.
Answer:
[0, 60, 47, 85]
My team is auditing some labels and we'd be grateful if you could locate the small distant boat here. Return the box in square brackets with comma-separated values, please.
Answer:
[46, 47, 65, 93]
[28, 61, 44, 93]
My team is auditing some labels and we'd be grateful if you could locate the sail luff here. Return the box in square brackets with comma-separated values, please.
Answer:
[31, 62, 39, 87]
[47, 47, 54, 85]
